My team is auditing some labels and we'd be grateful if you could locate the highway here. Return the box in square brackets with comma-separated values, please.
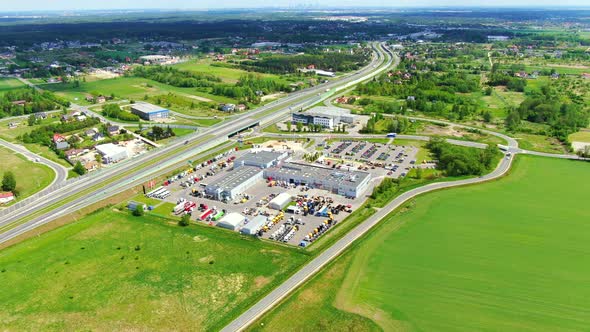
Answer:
[0, 42, 394, 244]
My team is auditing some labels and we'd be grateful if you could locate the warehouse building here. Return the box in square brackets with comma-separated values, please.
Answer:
[217, 212, 245, 231]
[233, 150, 288, 169]
[241, 215, 268, 235]
[205, 166, 263, 201]
[130, 103, 170, 121]
[292, 107, 356, 129]
[264, 162, 371, 198]
[95, 143, 129, 164]
[269, 193, 293, 210]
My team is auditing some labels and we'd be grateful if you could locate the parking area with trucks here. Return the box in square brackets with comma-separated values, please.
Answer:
[137, 138, 428, 247]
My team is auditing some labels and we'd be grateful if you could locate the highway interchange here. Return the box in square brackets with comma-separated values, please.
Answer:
[1, 40, 588, 332]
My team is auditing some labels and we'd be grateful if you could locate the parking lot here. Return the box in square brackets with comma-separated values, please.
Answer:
[325, 141, 420, 178]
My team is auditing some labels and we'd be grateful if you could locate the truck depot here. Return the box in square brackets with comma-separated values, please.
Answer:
[141, 139, 419, 247]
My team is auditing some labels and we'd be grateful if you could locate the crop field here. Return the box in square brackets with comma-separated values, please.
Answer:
[0, 78, 25, 92]
[254, 155, 590, 331]
[0, 208, 308, 331]
[0, 146, 55, 200]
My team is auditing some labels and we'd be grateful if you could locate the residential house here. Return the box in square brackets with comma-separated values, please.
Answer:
[93, 133, 105, 142]
[551, 73, 560, 80]
[85, 128, 97, 137]
[55, 141, 70, 150]
[0, 192, 15, 205]
[35, 112, 48, 120]
[64, 148, 85, 160]
[107, 125, 120, 135]
[306, 64, 316, 70]
[220, 103, 236, 112]
[236, 104, 247, 112]
[11, 100, 26, 106]
[53, 133, 66, 143]
[60, 114, 72, 122]
[96, 96, 106, 103]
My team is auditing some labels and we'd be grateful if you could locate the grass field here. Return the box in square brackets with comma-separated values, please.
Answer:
[515, 133, 567, 154]
[174, 59, 276, 83]
[0, 208, 309, 331]
[41, 77, 236, 106]
[0, 146, 55, 200]
[569, 130, 590, 143]
[254, 155, 590, 331]
[0, 77, 25, 92]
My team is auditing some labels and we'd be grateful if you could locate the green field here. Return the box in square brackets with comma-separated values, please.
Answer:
[569, 130, 590, 143]
[0, 146, 55, 200]
[0, 77, 25, 92]
[41, 77, 236, 105]
[0, 208, 308, 331]
[255, 155, 590, 331]
[174, 58, 292, 85]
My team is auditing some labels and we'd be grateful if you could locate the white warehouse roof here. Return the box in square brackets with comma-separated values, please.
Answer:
[217, 212, 245, 231]
[95, 143, 127, 158]
[269, 192, 292, 210]
[241, 215, 268, 235]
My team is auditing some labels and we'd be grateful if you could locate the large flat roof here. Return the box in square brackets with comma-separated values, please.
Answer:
[207, 166, 262, 192]
[95, 143, 127, 157]
[235, 150, 287, 167]
[131, 103, 169, 114]
[304, 106, 352, 118]
[266, 162, 370, 187]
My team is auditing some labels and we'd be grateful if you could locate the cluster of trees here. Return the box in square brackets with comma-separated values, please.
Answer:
[132, 66, 221, 88]
[102, 104, 140, 122]
[427, 137, 499, 176]
[19, 117, 102, 159]
[505, 85, 589, 142]
[356, 70, 480, 120]
[360, 114, 411, 134]
[2, 171, 17, 196]
[236, 52, 369, 74]
[212, 74, 289, 104]
[0, 88, 69, 118]
[139, 125, 175, 141]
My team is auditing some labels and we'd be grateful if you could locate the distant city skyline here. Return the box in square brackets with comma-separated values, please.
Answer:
[3, 0, 590, 11]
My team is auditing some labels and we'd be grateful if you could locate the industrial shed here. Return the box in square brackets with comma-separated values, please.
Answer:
[96, 143, 128, 164]
[217, 212, 245, 231]
[241, 215, 268, 235]
[269, 193, 292, 210]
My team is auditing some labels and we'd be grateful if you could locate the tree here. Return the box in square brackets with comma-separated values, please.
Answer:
[2, 171, 16, 192]
[415, 167, 423, 179]
[179, 214, 191, 227]
[132, 205, 144, 217]
[27, 114, 37, 126]
[95, 153, 103, 166]
[505, 109, 521, 132]
[482, 111, 493, 123]
[73, 161, 86, 175]
[296, 121, 303, 132]
[286, 121, 292, 132]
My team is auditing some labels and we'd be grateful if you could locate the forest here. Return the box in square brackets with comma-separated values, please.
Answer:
[426, 137, 499, 176]
[0, 88, 70, 118]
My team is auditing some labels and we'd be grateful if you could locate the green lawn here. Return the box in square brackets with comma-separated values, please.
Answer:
[41, 77, 235, 105]
[515, 133, 567, 154]
[0, 117, 61, 142]
[0, 146, 55, 200]
[254, 155, 590, 331]
[0, 77, 25, 92]
[0, 208, 308, 331]
[174, 59, 290, 84]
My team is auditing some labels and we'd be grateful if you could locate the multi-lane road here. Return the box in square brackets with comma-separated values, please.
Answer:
[0, 42, 394, 244]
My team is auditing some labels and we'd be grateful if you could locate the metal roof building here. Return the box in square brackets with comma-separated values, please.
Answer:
[95, 143, 128, 164]
[233, 150, 288, 169]
[269, 193, 293, 210]
[130, 103, 170, 121]
[205, 166, 263, 201]
[264, 162, 371, 198]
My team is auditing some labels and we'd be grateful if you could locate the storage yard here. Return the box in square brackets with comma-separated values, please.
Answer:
[141, 139, 420, 246]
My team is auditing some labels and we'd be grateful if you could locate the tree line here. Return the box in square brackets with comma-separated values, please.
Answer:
[0, 88, 70, 118]
[427, 137, 499, 176]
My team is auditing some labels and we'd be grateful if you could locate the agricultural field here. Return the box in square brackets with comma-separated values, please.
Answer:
[254, 155, 590, 331]
[0, 208, 309, 331]
[0, 146, 55, 200]
[0, 78, 25, 92]
[569, 130, 590, 143]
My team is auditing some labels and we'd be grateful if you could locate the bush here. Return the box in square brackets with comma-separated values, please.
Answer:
[132, 206, 144, 217]
[179, 214, 191, 227]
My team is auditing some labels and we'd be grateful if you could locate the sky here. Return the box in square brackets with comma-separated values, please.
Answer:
[2, 0, 589, 11]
